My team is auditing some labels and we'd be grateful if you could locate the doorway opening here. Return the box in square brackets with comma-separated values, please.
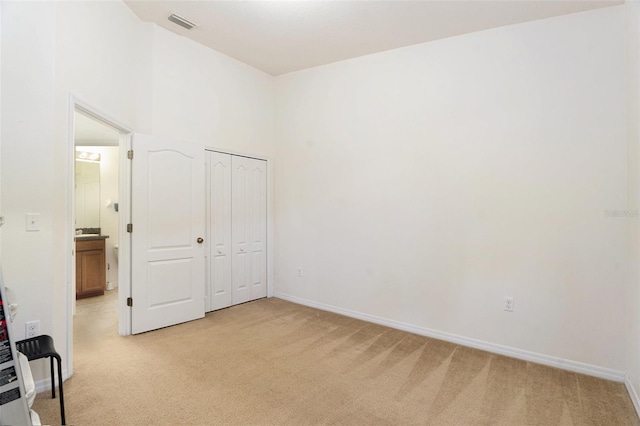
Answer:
[74, 111, 120, 296]
[67, 100, 132, 378]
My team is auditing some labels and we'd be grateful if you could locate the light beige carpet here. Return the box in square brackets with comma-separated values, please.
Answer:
[32, 292, 639, 425]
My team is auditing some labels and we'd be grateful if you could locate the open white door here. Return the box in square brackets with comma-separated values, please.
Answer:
[131, 133, 205, 334]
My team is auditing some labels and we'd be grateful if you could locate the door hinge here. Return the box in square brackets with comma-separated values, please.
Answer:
[127, 223, 133, 233]
[127, 150, 134, 160]
[127, 297, 133, 307]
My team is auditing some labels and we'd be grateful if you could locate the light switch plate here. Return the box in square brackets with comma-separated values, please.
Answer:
[26, 213, 40, 231]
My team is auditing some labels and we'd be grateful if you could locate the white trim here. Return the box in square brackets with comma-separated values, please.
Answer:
[266, 158, 274, 298]
[118, 133, 132, 336]
[33, 370, 70, 395]
[73, 97, 133, 135]
[65, 97, 76, 380]
[273, 292, 626, 383]
[204, 145, 271, 162]
[204, 152, 212, 311]
[626, 375, 640, 418]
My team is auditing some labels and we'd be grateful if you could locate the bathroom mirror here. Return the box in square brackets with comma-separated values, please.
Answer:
[75, 158, 100, 228]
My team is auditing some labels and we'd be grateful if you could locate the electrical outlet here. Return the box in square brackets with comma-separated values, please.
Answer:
[297, 267, 302, 277]
[504, 297, 514, 312]
[25, 320, 40, 338]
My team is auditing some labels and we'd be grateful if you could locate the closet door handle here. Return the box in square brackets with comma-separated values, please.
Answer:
[197, 237, 204, 244]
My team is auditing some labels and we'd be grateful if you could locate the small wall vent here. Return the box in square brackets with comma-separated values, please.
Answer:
[168, 14, 197, 30]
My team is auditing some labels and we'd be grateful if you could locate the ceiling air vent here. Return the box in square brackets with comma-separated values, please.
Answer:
[168, 14, 197, 30]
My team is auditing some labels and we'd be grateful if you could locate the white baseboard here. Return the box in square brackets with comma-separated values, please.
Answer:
[33, 370, 69, 394]
[34, 378, 51, 394]
[626, 375, 640, 418]
[273, 292, 625, 383]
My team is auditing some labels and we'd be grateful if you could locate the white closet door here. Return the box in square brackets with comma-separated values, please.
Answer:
[232, 156, 267, 305]
[208, 152, 232, 311]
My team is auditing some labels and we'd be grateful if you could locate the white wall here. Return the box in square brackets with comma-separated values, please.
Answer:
[1, 0, 57, 351]
[274, 6, 627, 374]
[626, 0, 640, 413]
[1, 0, 274, 385]
[150, 26, 275, 157]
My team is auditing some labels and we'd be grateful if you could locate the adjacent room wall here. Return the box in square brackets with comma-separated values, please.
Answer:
[99, 147, 120, 290]
[76, 146, 120, 290]
[274, 6, 627, 375]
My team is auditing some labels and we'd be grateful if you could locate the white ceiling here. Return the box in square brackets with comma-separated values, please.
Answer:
[124, 0, 622, 76]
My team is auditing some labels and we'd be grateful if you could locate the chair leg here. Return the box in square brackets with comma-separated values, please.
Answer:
[50, 356, 55, 399]
[55, 355, 66, 426]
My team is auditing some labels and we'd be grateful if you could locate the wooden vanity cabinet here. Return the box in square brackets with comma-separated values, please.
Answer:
[76, 238, 106, 299]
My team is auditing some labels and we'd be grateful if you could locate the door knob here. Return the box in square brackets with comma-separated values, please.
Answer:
[197, 237, 204, 244]
[217, 249, 222, 254]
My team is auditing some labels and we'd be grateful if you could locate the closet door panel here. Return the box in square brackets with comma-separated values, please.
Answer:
[232, 159, 251, 305]
[232, 156, 267, 304]
[209, 152, 232, 311]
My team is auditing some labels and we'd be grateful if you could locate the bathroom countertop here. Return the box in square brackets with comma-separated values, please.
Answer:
[75, 234, 109, 241]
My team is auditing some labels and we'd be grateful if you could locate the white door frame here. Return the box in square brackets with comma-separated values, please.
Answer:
[204, 146, 274, 310]
[66, 95, 133, 377]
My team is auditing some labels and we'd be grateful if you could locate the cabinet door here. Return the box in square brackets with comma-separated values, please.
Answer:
[76, 240, 106, 299]
[76, 253, 82, 296]
[80, 249, 106, 295]
[232, 156, 267, 305]
[208, 152, 232, 311]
